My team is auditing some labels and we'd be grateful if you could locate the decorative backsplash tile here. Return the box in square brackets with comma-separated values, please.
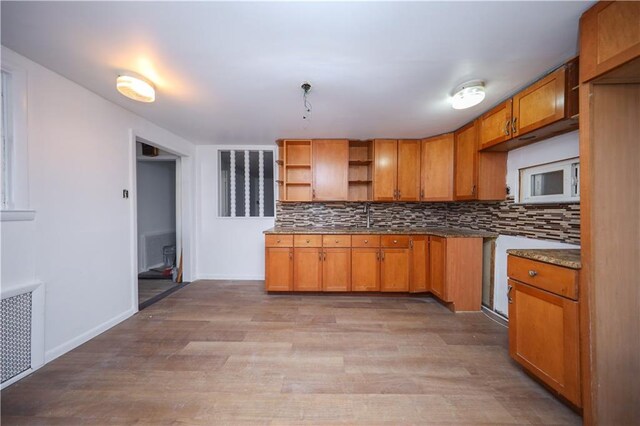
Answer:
[275, 198, 580, 245]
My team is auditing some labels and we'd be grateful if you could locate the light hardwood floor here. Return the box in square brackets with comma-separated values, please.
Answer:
[1, 280, 581, 425]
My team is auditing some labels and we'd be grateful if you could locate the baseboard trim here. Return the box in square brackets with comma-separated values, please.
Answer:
[44, 307, 135, 363]
[195, 274, 265, 281]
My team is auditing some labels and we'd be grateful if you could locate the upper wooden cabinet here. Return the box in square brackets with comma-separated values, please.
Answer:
[512, 67, 566, 137]
[312, 139, 349, 201]
[420, 134, 454, 202]
[580, 1, 640, 83]
[373, 139, 420, 201]
[373, 139, 398, 201]
[479, 99, 513, 149]
[455, 120, 507, 201]
[280, 140, 313, 202]
[454, 122, 478, 200]
[479, 58, 579, 152]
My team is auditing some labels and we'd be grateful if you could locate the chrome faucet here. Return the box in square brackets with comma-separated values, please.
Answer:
[363, 203, 372, 228]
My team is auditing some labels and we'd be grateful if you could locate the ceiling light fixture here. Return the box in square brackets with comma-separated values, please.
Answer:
[451, 80, 485, 110]
[301, 81, 312, 121]
[116, 74, 155, 103]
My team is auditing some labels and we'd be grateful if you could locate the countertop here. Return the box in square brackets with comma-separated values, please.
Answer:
[507, 249, 581, 269]
[263, 226, 497, 238]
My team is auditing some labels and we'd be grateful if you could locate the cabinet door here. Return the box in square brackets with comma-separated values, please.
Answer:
[380, 248, 410, 292]
[312, 139, 349, 201]
[420, 134, 454, 201]
[508, 280, 581, 406]
[429, 236, 447, 300]
[512, 67, 566, 138]
[351, 248, 380, 291]
[373, 139, 398, 201]
[478, 100, 512, 150]
[293, 248, 322, 291]
[397, 140, 421, 201]
[580, 1, 640, 83]
[265, 248, 293, 291]
[409, 236, 429, 293]
[323, 248, 351, 292]
[454, 121, 478, 200]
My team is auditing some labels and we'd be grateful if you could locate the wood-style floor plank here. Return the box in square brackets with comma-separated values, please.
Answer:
[1, 280, 581, 425]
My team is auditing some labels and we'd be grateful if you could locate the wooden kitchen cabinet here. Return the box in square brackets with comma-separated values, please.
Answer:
[409, 236, 429, 293]
[429, 236, 483, 311]
[373, 139, 398, 201]
[380, 248, 410, 292]
[479, 99, 512, 150]
[397, 140, 421, 201]
[420, 133, 454, 201]
[512, 66, 566, 138]
[351, 248, 381, 291]
[455, 120, 507, 201]
[312, 139, 349, 201]
[508, 279, 581, 407]
[265, 247, 293, 291]
[293, 247, 322, 291]
[322, 248, 351, 292]
[373, 139, 420, 201]
[580, 1, 640, 83]
[454, 121, 478, 200]
[282, 140, 313, 202]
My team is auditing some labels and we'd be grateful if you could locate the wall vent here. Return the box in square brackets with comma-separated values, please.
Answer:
[1, 292, 32, 383]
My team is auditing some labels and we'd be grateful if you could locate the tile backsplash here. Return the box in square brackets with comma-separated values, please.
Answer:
[275, 197, 580, 245]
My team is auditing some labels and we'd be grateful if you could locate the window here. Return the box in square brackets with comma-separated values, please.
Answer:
[219, 149, 274, 217]
[1, 70, 12, 209]
[519, 158, 579, 204]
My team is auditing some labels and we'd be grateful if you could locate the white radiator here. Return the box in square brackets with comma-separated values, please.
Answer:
[1, 282, 44, 389]
[140, 230, 176, 271]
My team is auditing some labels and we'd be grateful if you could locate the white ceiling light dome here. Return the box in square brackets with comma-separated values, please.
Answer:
[116, 74, 155, 103]
[451, 80, 485, 110]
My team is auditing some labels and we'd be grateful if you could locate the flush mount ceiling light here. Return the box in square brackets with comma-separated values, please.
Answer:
[451, 80, 485, 110]
[116, 74, 155, 103]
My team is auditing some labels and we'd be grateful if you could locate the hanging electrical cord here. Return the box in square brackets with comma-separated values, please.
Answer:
[301, 82, 312, 121]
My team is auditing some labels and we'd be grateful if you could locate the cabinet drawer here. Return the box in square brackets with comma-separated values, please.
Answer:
[265, 234, 293, 247]
[381, 235, 410, 248]
[351, 235, 381, 248]
[507, 255, 578, 300]
[322, 235, 351, 248]
[294, 235, 322, 248]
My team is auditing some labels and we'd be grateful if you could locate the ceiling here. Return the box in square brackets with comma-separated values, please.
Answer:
[1, 1, 593, 145]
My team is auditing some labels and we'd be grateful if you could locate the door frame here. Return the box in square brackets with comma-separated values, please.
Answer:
[128, 130, 193, 313]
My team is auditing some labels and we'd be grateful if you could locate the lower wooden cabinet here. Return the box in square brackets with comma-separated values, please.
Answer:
[380, 248, 410, 292]
[265, 233, 483, 312]
[507, 255, 581, 407]
[322, 248, 351, 292]
[410, 236, 429, 293]
[351, 248, 380, 291]
[265, 247, 293, 291]
[293, 247, 322, 291]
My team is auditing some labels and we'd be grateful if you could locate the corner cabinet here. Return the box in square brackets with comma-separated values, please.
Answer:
[507, 255, 581, 407]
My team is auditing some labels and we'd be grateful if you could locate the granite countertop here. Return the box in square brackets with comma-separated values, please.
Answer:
[507, 249, 581, 269]
[263, 226, 497, 238]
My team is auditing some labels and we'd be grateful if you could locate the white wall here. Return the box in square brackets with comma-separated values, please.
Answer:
[195, 145, 275, 280]
[0, 47, 196, 365]
[136, 160, 176, 271]
[493, 130, 580, 317]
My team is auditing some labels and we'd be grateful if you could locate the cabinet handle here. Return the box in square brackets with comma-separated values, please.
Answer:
[335, 239, 339, 243]
[319, 252, 322, 260]
[312, 188, 316, 199]
[376, 251, 380, 260]
[393, 240, 398, 244]
[364, 239, 368, 244]
[398, 190, 401, 199]
[381, 250, 385, 260]
[289, 250, 293, 260]
[512, 117, 518, 134]
[306, 239, 310, 243]
[528, 270, 537, 277]
[507, 284, 513, 304]
[472, 185, 476, 196]
[420, 189, 424, 199]
[323, 252, 327, 261]
[504, 120, 511, 136]
[277, 239, 281, 244]
[410, 240, 414, 249]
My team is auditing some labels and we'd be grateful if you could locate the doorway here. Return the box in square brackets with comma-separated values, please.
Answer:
[135, 141, 185, 308]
